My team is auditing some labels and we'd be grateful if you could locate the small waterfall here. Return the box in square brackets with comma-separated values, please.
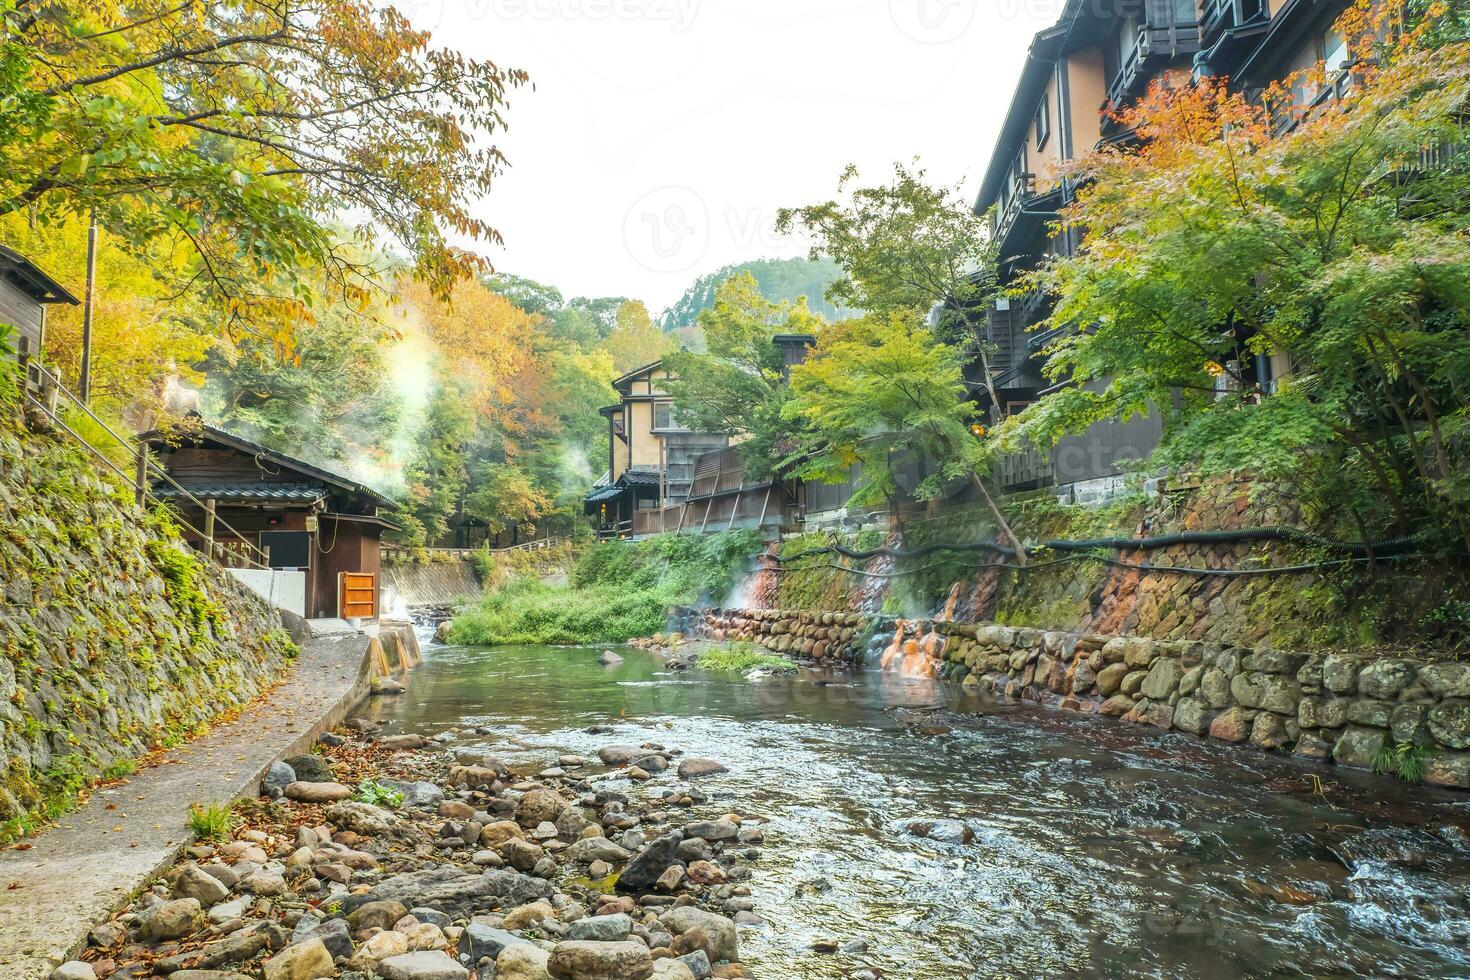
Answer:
[879, 619, 942, 678]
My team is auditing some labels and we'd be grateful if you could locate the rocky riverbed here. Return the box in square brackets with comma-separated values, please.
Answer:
[54, 722, 774, 980]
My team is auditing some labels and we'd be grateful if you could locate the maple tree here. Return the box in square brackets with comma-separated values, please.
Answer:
[999, 0, 1470, 555]
[0, 0, 525, 353]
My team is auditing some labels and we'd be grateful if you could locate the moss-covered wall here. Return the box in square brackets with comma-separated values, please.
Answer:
[0, 421, 296, 837]
[758, 478, 1465, 654]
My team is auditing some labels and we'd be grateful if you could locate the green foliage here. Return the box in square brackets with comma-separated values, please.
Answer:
[660, 258, 856, 332]
[145, 540, 223, 633]
[1373, 741, 1434, 782]
[782, 311, 983, 508]
[0, 323, 18, 406]
[1427, 601, 1470, 651]
[697, 643, 796, 673]
[355, 780, 404, 809]
[450, 531, 760, 646]
[187, 801, 237, 842]
[392, 384, 474, 549]
[664, 274, 824, 477]
[1000, 40, 1470, 558]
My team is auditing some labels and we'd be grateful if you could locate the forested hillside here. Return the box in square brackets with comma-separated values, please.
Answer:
[659, 258, 855, 333]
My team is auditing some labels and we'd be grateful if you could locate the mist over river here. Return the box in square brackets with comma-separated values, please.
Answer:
[357, 639, 1470, 979]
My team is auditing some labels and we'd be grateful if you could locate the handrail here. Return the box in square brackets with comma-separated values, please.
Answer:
[21, 364, 271, 570]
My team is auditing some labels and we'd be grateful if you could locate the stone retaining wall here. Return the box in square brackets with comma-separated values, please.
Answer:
[703, 607, 1470, 789]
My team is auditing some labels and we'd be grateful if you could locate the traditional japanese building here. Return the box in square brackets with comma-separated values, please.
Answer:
[584, 360, 729, 538]
[144, 420, 397, 620]
[0, 244, 79, 376]
[973, 0, 1352, 492]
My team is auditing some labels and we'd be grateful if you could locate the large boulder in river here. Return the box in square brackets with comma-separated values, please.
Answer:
[676, 758, 727, 779]
[343, 867, 552, 920]
[283, 754, 335, 783]
[548, 940, 652, 980]
[516, 788, 563, 827]
[615, 831, 683, 894]
[658, 907, 737, 963]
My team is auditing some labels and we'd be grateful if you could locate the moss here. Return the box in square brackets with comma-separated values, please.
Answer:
[697, 643, 797, 673]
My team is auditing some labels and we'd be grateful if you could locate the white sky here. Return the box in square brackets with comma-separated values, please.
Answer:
[395, 0, 1064, 313]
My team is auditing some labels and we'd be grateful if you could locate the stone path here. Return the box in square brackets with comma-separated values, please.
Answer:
[0, 632, 374, 979]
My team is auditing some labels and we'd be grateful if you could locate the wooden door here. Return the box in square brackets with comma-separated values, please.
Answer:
[339, 571, 377, 620]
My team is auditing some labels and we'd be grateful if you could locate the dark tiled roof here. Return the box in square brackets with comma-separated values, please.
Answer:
[153, 482, 326, 504]
[620, 469, 663, 487]
[584, 484, 624, 504]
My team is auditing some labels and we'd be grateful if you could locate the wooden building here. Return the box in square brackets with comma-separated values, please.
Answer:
[585, 360, 728, 538]
[972, 0, 1350, 491]
[0, 244, 79, 373]
[144, 421, 397, 620]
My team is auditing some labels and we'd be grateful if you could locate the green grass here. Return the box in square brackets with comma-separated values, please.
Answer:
[448, 530, 761, 647]
[697, 643, 796, 673]
[187, 801, 237, 842]
[1373, 741, 1434, 782]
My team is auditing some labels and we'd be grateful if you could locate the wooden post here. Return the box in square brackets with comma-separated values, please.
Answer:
[756, 483, 773, 529]
[79, 212, 98, 405]
[203, 498, 217, 555]
[134, 446, 148, 506]
[727, 478, 746, 531]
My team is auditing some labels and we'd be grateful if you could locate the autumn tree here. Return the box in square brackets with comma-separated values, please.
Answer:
[599, 300, 674, 374]
[776, 163, 1006, 414]
[0, 0, 526, 349]
[1000, 3, 1470, 555]
[663, 273, 823, 477]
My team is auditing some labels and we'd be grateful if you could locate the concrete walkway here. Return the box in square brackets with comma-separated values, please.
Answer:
[0, 632, 374, 979]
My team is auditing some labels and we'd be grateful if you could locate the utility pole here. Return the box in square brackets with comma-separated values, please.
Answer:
[79, 210, 98, 404]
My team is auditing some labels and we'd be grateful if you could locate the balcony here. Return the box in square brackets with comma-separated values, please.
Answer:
[990, 172, 1037, 251]
[1201, 0, 1269, 46]
[1105, 20, 1204, 109]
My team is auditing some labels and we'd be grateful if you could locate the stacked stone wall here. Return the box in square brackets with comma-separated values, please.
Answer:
[0, 424, 295, 826]
[703, 607, 1470, 789]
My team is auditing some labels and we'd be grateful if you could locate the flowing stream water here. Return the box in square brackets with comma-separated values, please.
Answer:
[357, 638, 1470, 978]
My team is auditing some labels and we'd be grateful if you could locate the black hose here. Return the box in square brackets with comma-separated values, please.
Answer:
[771, 526, 1428, 566]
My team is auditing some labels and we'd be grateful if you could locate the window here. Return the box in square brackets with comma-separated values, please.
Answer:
[1034, 99, 1051, 149]
[1172, 0, 1198, 24]
[1324, 30, 1350, 74]
[653, 403, 687, 431]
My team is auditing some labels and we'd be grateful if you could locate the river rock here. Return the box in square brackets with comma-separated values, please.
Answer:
[651, 960, 697, 980]
[344, 867, 552, 920]
[1095, 662, 1128, 696]
[1423, 752, 1470, 788]
[1199, 669, 1231, 709]
[284, 781, 353, 803]
[1258, 676, 1299, 715]
[379, 778, 446, 809]
[504, 900, 557, 929]
[659, 907, 737, 963]
[262, 938, 334, 980]
[1358, 659, 1417, 700]
[1250, 712, 1290, 750]
[349, 930, 411, 971]
[899, 818, 974, 844]
[138, 897, 203, 942]
[1391, 703, 1432, 745]
[598, 746, 645, 766]
[283, 754, 335, 783]
[555, 806, 593, 840]
[48, 964, 95, 980]
[566, 912, 633, 941]
[1172, 698, 1214, 735]
[1333, 726, 1387, 769]
[379, 734, 433, 751]
[482, 820, 526, 848]
[261, 761, 296, 798]
[504, 839, 546, 872]
[301, 917, 352, 960]
[676, 758, 728, 779]
[460, 922, 532, 962]
[348, 900, 410, 934]
[174, 864, 231, 907]
[326, 800, 397, 834]
[616, 831, 684, 894]
[378, 951, 469, 980]
[599, 650, 625, 666]
[548, 940, 653, 980]
[567, 837, 632, 864]
[517, 788, 564, 827]
[683, 820, 737, 841]
[1347, 699, 1393, 728]
[497, 942, 553, 980]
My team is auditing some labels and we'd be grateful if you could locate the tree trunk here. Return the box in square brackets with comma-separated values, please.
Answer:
[970, 472, 1026, 567]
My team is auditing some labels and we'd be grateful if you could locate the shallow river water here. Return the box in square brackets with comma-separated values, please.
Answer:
[357, 640, 1470, 979]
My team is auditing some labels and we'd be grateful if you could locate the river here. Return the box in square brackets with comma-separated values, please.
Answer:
[356, 639, 1470, 978]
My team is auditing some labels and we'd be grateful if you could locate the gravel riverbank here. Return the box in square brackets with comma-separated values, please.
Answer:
[57, 720, 777, 980]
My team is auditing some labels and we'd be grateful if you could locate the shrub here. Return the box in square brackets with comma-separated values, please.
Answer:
[355, 780, 404, 808]
[697, 643, 795, 673]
